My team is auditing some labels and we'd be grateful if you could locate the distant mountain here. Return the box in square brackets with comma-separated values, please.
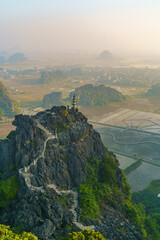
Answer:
[146, 83, 160, 98]
[0, 81, 20, 119]
[43, 92, 62, 108]
[0, 56, 5, 64]
[39, 70, 65, 84]
[99, 50, 114, 61]
[68, 84, 126, 106]
[8, 53, 28, 63]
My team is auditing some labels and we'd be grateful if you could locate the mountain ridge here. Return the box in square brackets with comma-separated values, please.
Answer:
[0, 106, 145, 239]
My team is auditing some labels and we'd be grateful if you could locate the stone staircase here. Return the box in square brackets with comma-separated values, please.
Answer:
[18, 118, 95, 231]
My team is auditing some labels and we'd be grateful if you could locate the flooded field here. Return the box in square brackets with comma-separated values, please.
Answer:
[98, 108, 160, 134]
[96, 126, 160, 162]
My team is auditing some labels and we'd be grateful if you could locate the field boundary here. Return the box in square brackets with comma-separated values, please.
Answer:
[124, 159, 142, 175]
[90, 121, 160, 136]
[112, 150, 160, 168]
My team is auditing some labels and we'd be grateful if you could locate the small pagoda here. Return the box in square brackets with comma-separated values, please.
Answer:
[72, 94, 78, 111]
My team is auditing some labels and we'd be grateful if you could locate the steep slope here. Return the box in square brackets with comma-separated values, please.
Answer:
[0, 81, 20, 119]
[0, 106, 144, 239]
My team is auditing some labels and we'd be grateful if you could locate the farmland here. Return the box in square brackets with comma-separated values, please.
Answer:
[90, 107, 160, 192]
[127, 162, 160, 192]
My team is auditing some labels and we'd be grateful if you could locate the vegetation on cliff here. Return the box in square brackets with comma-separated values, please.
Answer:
[66, 229, 106, 240]
[0, 225, 38, 240]
[0, 174, 19, 208]
[0, 81, 20, 119]
[78, 153, 124, 220]
[133, 179, 160, 240]
[0, 225, 107, 240]
[78, 152, 158, 239]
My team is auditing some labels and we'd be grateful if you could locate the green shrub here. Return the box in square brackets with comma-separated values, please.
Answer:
[145, 214, 160, 240]
[99, 154, 117, 184]
[78, 154, 123, 220]
[121, 170, 131, 198]
[0, 174, 19, 207]
[78, 185, 99, 220]
[0, 224, 38, 240]
[124, 200, 146, 237]
[66, 229, 106, 240]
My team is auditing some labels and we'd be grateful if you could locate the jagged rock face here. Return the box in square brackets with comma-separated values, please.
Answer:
[0, 106, 133, 239]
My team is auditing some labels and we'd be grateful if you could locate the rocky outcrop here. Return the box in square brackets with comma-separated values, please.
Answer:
[68, 84, 126, 106]
[0, 81, 20, 118]
[0, 106, 142, 239]
[43, 92, 62, 109]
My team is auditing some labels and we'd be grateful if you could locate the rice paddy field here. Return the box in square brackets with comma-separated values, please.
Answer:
[127, 162, 160, 192]
[96, 108, 160, 134]
[96, 126, 160, 162]
[115, 154, 136, 169]
[91, 108, 160, 192]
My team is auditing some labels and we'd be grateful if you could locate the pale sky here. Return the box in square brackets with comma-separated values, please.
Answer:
[1, 0, 160, 56]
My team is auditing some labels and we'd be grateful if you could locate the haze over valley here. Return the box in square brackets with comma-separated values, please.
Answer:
[1, 1, 160, 239]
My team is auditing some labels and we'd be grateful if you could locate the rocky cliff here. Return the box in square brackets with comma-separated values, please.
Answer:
[0, 81, 20, 119]
[43, 92, 62, 109]
[0, 107, 143, 240]
[68, 84, 126, 106]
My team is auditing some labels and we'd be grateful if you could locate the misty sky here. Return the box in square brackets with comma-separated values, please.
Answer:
[1, 0, 160, 56]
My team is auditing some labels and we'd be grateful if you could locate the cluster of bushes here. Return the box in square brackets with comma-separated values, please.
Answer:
[0, 174, 19, 208]
[78, 153, 131, 220]
[66, 229, 106, 240]
[0, 225, 106, 240]
[133, 180, 160, 240]
[78, 153, 160, 238]
[0, 225, 38, 240]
